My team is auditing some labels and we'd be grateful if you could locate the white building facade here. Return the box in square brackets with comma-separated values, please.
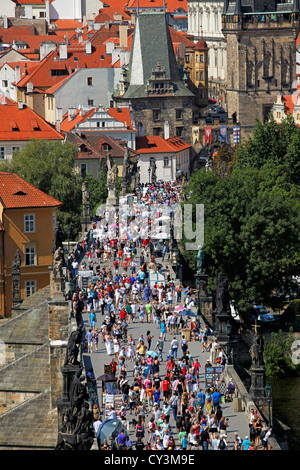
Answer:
[187, 0, 227, 102]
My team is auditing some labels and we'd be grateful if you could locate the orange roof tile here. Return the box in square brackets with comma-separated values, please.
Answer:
[60, 106, 135, 133]
[95, 7, 132, 23]
[16, 44, 113, 89]
[107, 107, 133, 128]
[60, 108, 96, 133]
[0, 96, 64, 141]
[0, 172, 61, 209]
[136, 135, 190, 153]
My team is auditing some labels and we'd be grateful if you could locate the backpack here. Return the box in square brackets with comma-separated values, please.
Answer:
[218, 439, 226, 450]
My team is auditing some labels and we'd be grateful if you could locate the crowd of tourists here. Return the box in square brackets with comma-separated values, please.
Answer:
[66, 181, 273, 451]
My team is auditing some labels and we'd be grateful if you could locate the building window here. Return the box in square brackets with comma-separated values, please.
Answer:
[153, 127, 161, 136]
[25, 280, 36, 297]
[87, 77, 93, 86]
[2, 80, 8, 87]
[176, 109, 183, 120]
[25, 247, 36, 266]
[0, 147, 5, 159]
[88, 99, 94, 106]
[185, 54, 190, 63]
[80, 164, 87, 177]
[200, 54, 204, 62]
[176, 127, 183, 137]
[39, 11, 46, 18]
[150, 157, 155, 168]
[153, 109, 160, 121]
[200, 71, 204, 80]
[163, 157, 169, 167]
[12, 146, 21, 154]
[24, 214, 35, 233]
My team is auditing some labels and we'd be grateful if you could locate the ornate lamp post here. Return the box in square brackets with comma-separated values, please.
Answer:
[196, 275, 201, 316]
[264, 382, 272, 426]
[225, 320, 232, 365]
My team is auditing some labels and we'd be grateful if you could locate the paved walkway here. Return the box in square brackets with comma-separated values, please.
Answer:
[80, 250, 251, 451]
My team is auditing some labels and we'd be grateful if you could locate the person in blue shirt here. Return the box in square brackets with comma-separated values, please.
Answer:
[212, 389, 222, 411]
[196, 389, 206, 408]
[144, 284, 151, 302]
[242, 436, 251, 450]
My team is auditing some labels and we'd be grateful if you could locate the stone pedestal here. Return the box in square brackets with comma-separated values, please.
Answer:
[106, 189, 118, 206]
[195, 273, 213, 325]
[57, 363, 81, 430]
[215, 311, 231, 344]
[49, 267, 65, 300]
[249, 365, 267, 398]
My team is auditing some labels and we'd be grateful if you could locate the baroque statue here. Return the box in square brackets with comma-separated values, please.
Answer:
[64, 326, 83, 366]
[106, 151, 118, 188]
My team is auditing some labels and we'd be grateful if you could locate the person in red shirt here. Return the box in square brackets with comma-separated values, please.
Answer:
[165, 357, 175, 379]
[161, 376, 171, 402]
[119, 308, 126, 321]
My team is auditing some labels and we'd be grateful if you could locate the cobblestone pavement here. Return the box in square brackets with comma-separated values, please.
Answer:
[80, 248, 251, 451]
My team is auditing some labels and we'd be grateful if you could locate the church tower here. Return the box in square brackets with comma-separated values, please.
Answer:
[114, 10, 195, 144]
[222, 0, 300, 134]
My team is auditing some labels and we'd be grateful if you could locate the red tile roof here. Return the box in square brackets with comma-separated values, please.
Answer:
[0, 172, 61, 209]
[60, 106, 135, 133]
[60, 107, 96, 133]
[136, 135, 190, 153]
[95, 7, 132, 23]
[16, 44, 114, 90]
[0, 96, 64, 141]
[0, 26, 36, 43]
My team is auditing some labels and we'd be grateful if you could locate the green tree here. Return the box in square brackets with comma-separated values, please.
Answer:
[0, 139, 83, 239]
[264, 329, 298, 378]
[182, 116, 300, 317]
[85, 168, 108, 217]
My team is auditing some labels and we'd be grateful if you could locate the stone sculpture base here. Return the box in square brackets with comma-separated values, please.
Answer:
[106, 189, 118, 206]
[56, 432, 94, 450]
[249, 365, 266, 398]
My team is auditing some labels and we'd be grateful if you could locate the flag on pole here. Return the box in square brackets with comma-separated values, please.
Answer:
[220, 126, 227, 143]
[233, 126, 240, 144]
[204, 127, 212, 144]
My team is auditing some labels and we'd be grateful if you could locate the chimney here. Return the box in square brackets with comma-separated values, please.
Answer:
[27, 82, 34, 93]
[56, 107, 63, 123]
[56, 120, 61, 133]
[85, 41, 92, 55]
[15, 65, 21, 84]
[104, 21, 110, 29]
[59, 43, 68, 60]
[119, 24, 128, 49]
[164, 121, 170, 140]
[3, 15, 8, 29]
[18, 100, 24, 110]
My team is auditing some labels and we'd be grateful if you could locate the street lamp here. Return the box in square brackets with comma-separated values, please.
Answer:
[196, 275, 201, 316]
[264, 382, 272, 426]
[66, 225, 71, 252]
[225, 320, 232, 365]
